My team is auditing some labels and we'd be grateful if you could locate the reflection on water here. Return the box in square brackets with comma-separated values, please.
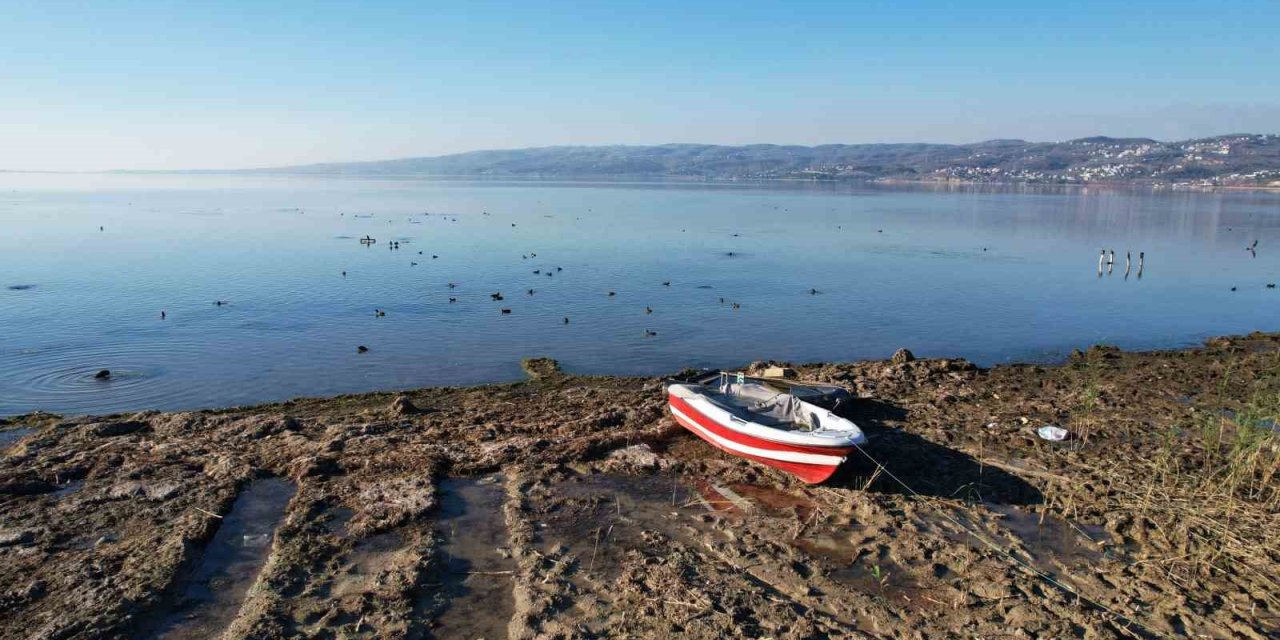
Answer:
[2, 174, 1279, 415]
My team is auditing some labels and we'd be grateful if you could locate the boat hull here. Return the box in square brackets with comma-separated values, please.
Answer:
[668, 392, 855, 484]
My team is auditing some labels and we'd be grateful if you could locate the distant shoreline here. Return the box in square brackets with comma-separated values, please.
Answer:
[7, 170, 1280, 193]
[10, 135, 1280, 189]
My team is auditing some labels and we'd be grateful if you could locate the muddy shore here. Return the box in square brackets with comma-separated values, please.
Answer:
[2, 335, 1278, 639]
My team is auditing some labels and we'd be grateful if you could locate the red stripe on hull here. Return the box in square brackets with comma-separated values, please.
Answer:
[669, 393, 851, 484]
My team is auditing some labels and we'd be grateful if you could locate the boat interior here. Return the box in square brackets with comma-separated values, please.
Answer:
[702, 378, 828, 431]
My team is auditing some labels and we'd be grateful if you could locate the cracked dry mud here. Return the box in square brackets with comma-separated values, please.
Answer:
[2, 336, 1279, 639]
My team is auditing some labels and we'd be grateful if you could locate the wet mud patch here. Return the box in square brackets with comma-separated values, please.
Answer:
[415, 474, 514, 639]
[519, 471, 726, 634]
[535, 472, 706, 585]
[793, 532, 953, 611]
[519, 469, 883, 637]
[331, 530, 406, 602]
[147, 477, 296, 639]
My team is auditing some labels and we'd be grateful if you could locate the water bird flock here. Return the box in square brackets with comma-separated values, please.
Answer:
[85, 205, 1271, 362]
[326, 210, 776, 353]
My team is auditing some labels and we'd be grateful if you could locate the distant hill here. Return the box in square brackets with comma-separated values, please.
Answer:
[242, 135, 1280, 186]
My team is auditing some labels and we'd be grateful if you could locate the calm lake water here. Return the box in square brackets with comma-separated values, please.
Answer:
[2, 173, 1278, 416]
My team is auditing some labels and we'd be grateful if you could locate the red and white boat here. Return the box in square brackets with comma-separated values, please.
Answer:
[666, 372, 866, 484]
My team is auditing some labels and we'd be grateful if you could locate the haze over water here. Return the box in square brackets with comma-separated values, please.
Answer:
[2, 173, 1278, 416]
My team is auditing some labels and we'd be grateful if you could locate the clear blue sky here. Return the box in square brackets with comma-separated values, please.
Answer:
[3, 0, 1278, 171]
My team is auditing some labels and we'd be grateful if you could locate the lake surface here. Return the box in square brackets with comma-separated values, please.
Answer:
[2, 174, 1278, 416]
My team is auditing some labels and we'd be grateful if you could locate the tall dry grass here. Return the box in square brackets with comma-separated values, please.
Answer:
[1088, 352, 1280, 605]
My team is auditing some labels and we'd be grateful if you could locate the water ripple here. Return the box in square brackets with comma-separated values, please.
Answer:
[0, 341, 216, 415]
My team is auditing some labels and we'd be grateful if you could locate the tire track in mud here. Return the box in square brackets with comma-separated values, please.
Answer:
[136, 476, 296, 640]
[409, 473, 515, 640]
[244, 465, 439, 640]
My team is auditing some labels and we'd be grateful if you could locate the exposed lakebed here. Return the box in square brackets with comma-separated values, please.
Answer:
[1, 337, 1278, 638]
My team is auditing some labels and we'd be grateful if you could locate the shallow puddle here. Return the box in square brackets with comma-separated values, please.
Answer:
[150, 477, 296, 640]
[985, 504, 1104, 573]
[691, 479, 815, 519]
[53, 480, 84, 499]
[0, 426, 35, 452]
[324, 506, 356, 538]
[791, 528, 948, 608]
[538, 473, 819, 583]
[1220, 408, 1279, 433]
[417, 474, 514, 640]
[543, 473, 952, 617]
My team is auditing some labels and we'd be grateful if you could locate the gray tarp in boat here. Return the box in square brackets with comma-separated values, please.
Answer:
[713, 381, 817, 429]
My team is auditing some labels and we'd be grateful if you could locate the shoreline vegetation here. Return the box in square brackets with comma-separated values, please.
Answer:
[2, 333, 1278, 638]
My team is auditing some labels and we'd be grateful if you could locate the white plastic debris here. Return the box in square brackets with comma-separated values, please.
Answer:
[1037, 425, 1069, 441]
[242, 533, 271, 548]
